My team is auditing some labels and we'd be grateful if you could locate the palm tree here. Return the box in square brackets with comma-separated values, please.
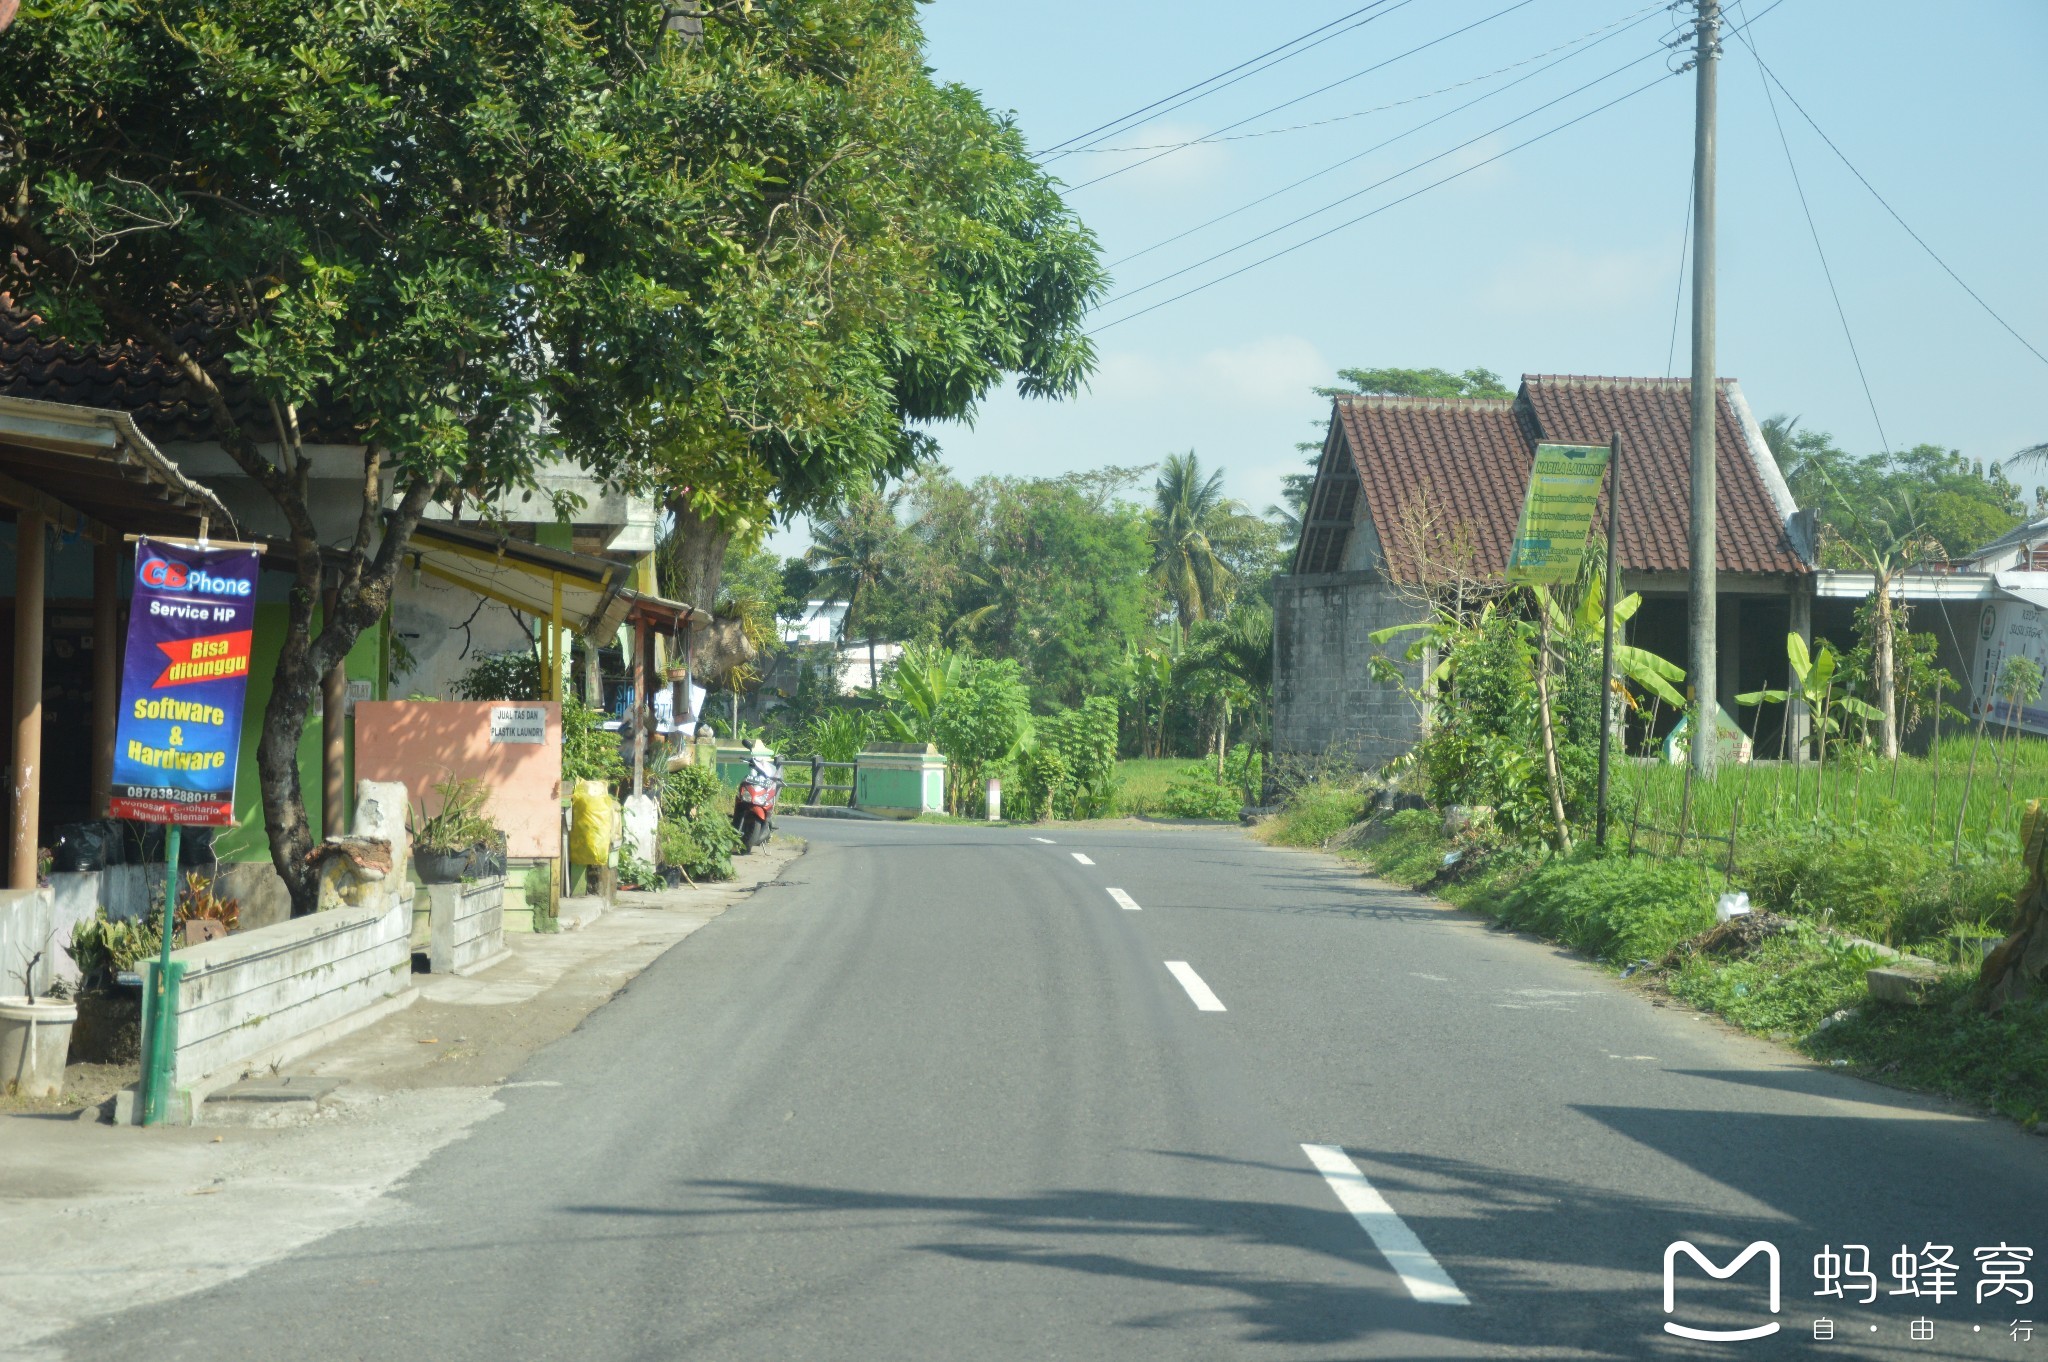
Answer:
[805, 489, 904, 691]
[1151, 452, 1242, 629]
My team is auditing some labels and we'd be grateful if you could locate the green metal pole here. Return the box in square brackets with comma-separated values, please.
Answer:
[141, 824, 181, 1126]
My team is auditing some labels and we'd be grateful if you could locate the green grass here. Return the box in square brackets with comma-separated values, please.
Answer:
[1259, 796, 2048, 1132]
[1111, 758, 1201, 818]
[1607, 743, 2038, 953]
[1259, 779, 1371, 848]
[1611, 732, 2048, 865]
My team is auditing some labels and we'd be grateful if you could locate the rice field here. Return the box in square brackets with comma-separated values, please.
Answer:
[1609, 728, 2048, 861]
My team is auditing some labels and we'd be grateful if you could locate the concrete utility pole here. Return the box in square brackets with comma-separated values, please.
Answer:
[1687, 0, 1721, 776]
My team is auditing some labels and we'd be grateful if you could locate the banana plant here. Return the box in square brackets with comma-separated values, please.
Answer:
[1538, 582, 1687, 711]
[1739, 634, 1881, 746]
[876, 643, 962, 744]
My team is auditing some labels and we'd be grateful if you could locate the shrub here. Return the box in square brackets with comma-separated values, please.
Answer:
[656, 761, 740, 881]
[1669, 929, 1879, 1037]
[1263, 777, 1370, 848]
[616, 849, 661, 890]
[1021, 696, 1120, 819]
[451, 650, 543, 702]
[659, 810, 739, 882]
[67, 911, 161, 991]
[934, 658, 1031, 815]
[562, 694, 624, 785]
[1494, 852, 1717, 964]
[1160, 764, 1240, 819]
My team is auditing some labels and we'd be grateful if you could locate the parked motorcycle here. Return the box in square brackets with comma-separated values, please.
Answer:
[731, 751, 782, 852]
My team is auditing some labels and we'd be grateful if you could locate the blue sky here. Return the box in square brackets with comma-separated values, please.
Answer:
[886, 0, 2047, 525]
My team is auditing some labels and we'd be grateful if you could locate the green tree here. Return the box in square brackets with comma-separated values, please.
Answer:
[1317, 366, 1512, 400]
[805, 489, 907, 690]
[589, 7, 1108, 611]
[1151, 452, 1238, 629]
[0, 0, 694, 914]
[953, 476, 1153, 707]
[933, 658, 1031, 816]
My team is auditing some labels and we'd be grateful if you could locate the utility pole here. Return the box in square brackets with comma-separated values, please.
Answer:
[1687, 0, 1721, 776]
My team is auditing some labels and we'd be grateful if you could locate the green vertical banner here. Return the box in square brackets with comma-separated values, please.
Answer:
[1505, 442, 1613, 586]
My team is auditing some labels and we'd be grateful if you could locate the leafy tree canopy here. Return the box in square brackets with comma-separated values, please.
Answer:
[1317, 366, 1513, 400]
[1762, 417, 2024, 563]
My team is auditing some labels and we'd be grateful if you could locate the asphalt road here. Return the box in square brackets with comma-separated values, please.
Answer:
[52, 820, 2048, 1360]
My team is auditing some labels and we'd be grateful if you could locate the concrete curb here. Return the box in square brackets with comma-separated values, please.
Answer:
[778, 806, 890, 822]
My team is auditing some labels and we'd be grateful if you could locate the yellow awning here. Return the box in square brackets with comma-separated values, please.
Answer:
[405, 519, 705, 639]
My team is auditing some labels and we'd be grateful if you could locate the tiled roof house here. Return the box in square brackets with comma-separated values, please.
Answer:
[1275, 374, 1818, 766]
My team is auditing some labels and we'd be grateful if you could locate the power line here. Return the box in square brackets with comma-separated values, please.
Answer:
[1731, 3, 1889, 453]
[1107, 3, 1666, 270]
[1664, 174, 1693, 378]
[1091, 69, 1679, 333]
[1038, 1, 1404, 161]
[1068, 3, 1664, 154]
[1740, 44, 2048, 371]
[1066, 0, 1542, 193]
[1102, 45, 1668, 308]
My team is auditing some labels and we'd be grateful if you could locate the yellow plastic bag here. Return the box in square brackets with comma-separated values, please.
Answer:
[569, 780, 618, 865]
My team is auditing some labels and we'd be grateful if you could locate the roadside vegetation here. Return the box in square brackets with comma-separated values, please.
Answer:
[1257, 427, 2048, 1128]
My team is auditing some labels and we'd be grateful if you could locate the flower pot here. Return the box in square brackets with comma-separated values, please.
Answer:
[1, 996, 78, 1099]
[415, 848, 471, 884]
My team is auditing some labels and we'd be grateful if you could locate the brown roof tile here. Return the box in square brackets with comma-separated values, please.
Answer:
[1328, 374, 1807, 584]
[0, 306, 355, 446]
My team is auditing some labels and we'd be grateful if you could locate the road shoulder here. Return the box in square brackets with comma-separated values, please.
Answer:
[0, 838, 803, 1361]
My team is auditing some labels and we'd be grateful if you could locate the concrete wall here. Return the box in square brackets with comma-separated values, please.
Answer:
[427, 876, 505, 975]
[355, 701, 563, 858]
[0, 876, 98, 996]
[166, 893, 412, 1089]
[1272, 572, 1429, 768]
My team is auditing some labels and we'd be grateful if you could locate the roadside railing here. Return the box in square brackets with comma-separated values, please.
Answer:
[806, 756, 859, 809]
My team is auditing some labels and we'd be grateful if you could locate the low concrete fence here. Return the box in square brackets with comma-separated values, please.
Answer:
[428, 876, 506, 975]
[162, 891, 413, 1090]
[0, 876, 102, 996]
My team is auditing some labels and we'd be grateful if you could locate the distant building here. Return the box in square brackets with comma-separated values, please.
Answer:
[1276, 373, 1817, 766]
[782, 600, 849, 646]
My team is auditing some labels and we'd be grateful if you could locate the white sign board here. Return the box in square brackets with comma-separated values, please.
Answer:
[488, 705, 548, 744]
[1974, 597, 2048, 737]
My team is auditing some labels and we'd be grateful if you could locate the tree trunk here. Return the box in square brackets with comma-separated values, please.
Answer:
[264, 477, 441, 917]
[867, 636, 878, 694]
[662, 494, 732, 610]
[1978, 799, 2048, 1011]
[1874, 579, 1899, 760]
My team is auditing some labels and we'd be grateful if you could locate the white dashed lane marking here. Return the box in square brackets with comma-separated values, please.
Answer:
[1106, 888, 1141, 911]
[1301, 1143, 1469, 1305]
[1071, 852, 1095, 865]
[1164, 961, 1226, 1012]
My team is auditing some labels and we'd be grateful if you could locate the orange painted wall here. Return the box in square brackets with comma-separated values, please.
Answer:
[354, 701, 563, 858]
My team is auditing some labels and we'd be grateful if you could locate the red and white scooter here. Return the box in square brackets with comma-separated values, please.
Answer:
[730, 751, 782, 853]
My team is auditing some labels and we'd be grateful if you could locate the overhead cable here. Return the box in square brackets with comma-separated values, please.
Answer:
[1091, 70, 1680, 333]
[1068, 3, 1664, 154]
[1066, 0, 1544, 193]
[1733, 2, 1890, 453]
[1736, 36, 2048, 370]
[1038, 0, 1404, 161]
[1103, 45, 1668, 307]
[1108, 3, 1665, 269]
[1663, 176, 1693, 378]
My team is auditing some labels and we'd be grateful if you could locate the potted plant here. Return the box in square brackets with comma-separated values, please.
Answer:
[413, 776, 499, 884]
[2, 935, 77, 1099]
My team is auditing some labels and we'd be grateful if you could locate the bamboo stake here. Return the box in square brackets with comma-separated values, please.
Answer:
[1533, 597, 1572, 853]
[1955, 699, 1990, 867]
[1929, 675, 1943, 842]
